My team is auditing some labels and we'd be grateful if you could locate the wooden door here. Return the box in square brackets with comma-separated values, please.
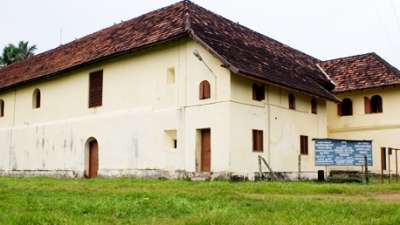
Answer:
[88, 140, 99, 178]
[201, 129, 211, 172]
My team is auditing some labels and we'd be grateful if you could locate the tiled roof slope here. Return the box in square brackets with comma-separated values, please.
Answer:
[0, 1, 338, 101]
[320, 53, 400, 93]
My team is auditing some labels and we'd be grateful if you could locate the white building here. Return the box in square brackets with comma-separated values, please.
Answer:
[0, 1, 399, 179]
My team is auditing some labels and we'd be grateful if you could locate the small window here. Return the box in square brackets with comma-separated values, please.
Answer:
[165, 130, 177, 150]
[370, 95, 383, 113]
[89, 70, 103, 108]
[33, 89, 41, 109]
[252, 130, 263, 152]
[0, 100, 4, 117]
[300, 135, 308, 155]
[199, 80, 211, 100]
[288, 93, 296, 110]
[311, 98, 318, 114]
[167, 67, 175, 84]
[252, 83, 265, 101]
[338, 98, 353, 116]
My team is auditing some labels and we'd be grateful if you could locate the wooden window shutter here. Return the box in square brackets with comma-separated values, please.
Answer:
[89, 70, 103, 108]
[300, 135, 308, 155]
[0, 100, 4, 117]
[381, 147, 387, 170]
[252, 84, 257, 100]
[252, 130, 263, 152]
[364, 97, 371, 114]
[199, 80, 210, 100]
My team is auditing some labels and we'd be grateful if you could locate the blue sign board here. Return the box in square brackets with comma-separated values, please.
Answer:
[314, 139, 373, 166]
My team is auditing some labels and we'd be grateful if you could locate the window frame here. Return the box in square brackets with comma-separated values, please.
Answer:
[252, 83, 265, 101]
[252, 129, 264, 152]
[199, 80, 211, 100]
[288, 93, 296, 110]
[338, 98, 353, 116]
[311, 98, 318, 114]
[370, 95, 383, 114]
[89, 70, 103, 108]
[300, 135, 309, 155]
[33, 89, 41, 109]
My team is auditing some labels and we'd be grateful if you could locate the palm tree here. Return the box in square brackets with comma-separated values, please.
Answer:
[0, 41, 37, 66]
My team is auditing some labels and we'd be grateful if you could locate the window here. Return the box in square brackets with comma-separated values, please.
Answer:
[199, 80, 211, 100]
[252, 130, 263, 152]
[311, 98, 318, 114]
[33, 89, 41, 109]
[165, 130, 177, 150]
[365, 95, 383, 114]
[0, 100, 4, 117]
[167, 67, 175, 84]
[89, 70, 103, 108]
[338, 98, 353, 116]
[300, 135, 308, 155]
[288, 93, 296, 110]
[252, 83, 265, 101]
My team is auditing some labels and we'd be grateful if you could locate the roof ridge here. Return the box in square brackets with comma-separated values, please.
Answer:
[186, 1, 321, 63]
[323, 52, 375, 63]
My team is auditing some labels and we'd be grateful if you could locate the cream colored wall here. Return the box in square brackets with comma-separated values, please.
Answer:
[0, 36, 331, 177]
[0, 39, 232, 175]
[327, 88, 400, 173]
[229, 75, 328, 175]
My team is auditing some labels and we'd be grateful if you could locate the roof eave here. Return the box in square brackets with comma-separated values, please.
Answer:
[0, 32, 190, 93]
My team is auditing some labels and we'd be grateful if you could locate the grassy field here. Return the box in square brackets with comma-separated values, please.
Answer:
[0, 178, 400, 225]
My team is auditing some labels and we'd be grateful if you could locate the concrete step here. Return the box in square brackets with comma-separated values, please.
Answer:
[191, 172, 211, 181]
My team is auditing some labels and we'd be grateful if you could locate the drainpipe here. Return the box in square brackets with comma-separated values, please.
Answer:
[266, 85, 272, 165]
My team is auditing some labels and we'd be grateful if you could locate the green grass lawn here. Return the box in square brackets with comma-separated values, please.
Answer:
[0, 177, 400, 225]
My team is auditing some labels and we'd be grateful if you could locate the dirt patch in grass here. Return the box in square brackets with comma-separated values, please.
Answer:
[375, 193, 400, 202]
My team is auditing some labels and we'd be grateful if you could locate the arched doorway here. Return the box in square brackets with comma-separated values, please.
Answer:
[85, 138, 99, 178]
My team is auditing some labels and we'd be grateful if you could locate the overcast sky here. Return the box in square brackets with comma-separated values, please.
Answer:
[1, 0, 399, 67]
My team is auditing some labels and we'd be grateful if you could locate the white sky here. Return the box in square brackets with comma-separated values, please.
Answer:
[1, 0, 399, 67]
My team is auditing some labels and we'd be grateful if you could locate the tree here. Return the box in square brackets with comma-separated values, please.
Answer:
[0, 41, 37, 66]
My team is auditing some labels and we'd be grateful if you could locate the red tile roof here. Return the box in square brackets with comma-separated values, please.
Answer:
[0, 1, 338, 102]
[320, 53, 400, 93]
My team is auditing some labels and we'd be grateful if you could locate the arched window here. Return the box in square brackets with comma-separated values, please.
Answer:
[199, 80, 211, 100]
[338, 98, 353, 116]
[288, 93, 296, 110]
[0, 100, 4, 117]
[370, 95, 383, 113]
[33, 89, 41, 109]
[311, 98, 318, 114]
